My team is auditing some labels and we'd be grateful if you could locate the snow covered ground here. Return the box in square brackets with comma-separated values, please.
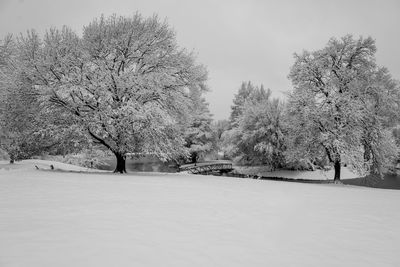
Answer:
[1, 160, 400, 266]
[0, 159, 106, 173]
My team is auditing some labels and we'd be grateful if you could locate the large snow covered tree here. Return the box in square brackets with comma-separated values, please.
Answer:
[287, 35, 399, 181]
[9, 14, 207, 172]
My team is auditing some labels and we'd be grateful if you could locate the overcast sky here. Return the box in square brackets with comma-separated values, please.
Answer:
[1, 0, 399, 120]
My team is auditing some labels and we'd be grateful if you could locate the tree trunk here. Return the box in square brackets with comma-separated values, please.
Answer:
[363, 142, 371, 162]
[114, 152, 127, 173]
[334, 159, 341, 182]
[9, 153, 15, 164]
[191, 152, 198, 164]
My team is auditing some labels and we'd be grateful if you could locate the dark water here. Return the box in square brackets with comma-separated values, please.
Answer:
[98, 158, 400, 190]
[342, 173, 400, 190]
[218, 170, 400, 190]
[98, 157, 177, 173]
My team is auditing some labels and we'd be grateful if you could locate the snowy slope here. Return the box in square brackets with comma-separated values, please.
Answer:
[1, 163, 400, 267]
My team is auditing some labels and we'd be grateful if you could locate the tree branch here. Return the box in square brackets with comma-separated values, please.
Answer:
[87, 127, 113, 152]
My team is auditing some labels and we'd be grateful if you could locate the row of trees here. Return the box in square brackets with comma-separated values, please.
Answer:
[221, 36, 400, 181]
[1, 13, 399, 181]
[0, 14, 215, 172]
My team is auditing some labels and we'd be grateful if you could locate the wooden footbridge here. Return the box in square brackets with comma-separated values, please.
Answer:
[178, 161, 234, 175]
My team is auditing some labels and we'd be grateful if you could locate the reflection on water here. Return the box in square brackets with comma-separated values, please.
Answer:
[98, 156, 178, 173]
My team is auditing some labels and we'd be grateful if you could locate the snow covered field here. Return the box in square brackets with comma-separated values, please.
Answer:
[1, 160, 400, 266]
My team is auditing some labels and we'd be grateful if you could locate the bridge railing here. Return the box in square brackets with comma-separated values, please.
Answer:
[179, 161, 233, 174]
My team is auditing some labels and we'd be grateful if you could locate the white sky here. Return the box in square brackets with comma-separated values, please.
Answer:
[1, 0, 399, 120]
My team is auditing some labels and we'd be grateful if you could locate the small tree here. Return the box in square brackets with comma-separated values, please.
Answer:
[229, 81, 256, 126]
[211, 119, 230, 159]
[358, 67, 400, 176]
[225, 83, 285, 166]
[8, 14, 207, 172]
[183, 87, 214, 163]
[224, 82, 262, 162]
[237, 97, 286, 168]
